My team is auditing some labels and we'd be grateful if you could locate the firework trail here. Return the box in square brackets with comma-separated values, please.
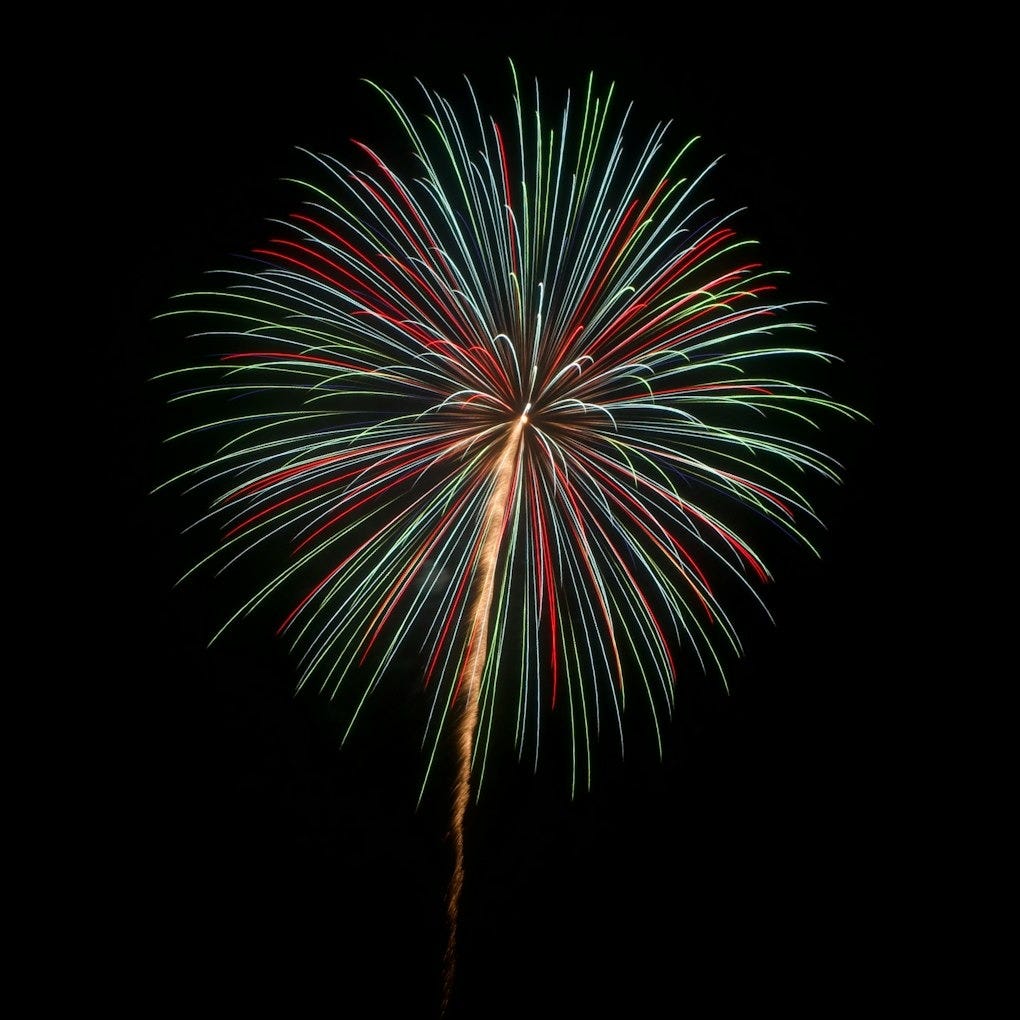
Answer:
[443, 414, 525, 1006]
[157, 64, 861, 1011]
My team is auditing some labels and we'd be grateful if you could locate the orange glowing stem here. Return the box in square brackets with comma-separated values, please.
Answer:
[443, 412, 527, 1012]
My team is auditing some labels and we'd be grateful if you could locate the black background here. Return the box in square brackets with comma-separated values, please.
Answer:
[89, 10, 939, 1017]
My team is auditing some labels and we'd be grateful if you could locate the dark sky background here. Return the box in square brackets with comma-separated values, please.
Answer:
[95, 12, 929, 1017]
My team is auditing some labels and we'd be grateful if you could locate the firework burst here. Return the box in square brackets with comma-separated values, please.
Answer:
[156, 64, 861, 1010]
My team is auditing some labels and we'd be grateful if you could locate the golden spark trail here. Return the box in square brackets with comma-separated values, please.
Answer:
[443, 411, 528, 1013]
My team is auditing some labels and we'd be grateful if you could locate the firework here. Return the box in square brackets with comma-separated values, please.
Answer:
[156, 64, 860, 1010]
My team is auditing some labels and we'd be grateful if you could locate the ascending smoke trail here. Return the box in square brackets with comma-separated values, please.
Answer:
[443, 412, 528, 1012]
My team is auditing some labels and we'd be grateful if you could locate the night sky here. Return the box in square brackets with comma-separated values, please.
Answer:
[94, 13, 924, 1017]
